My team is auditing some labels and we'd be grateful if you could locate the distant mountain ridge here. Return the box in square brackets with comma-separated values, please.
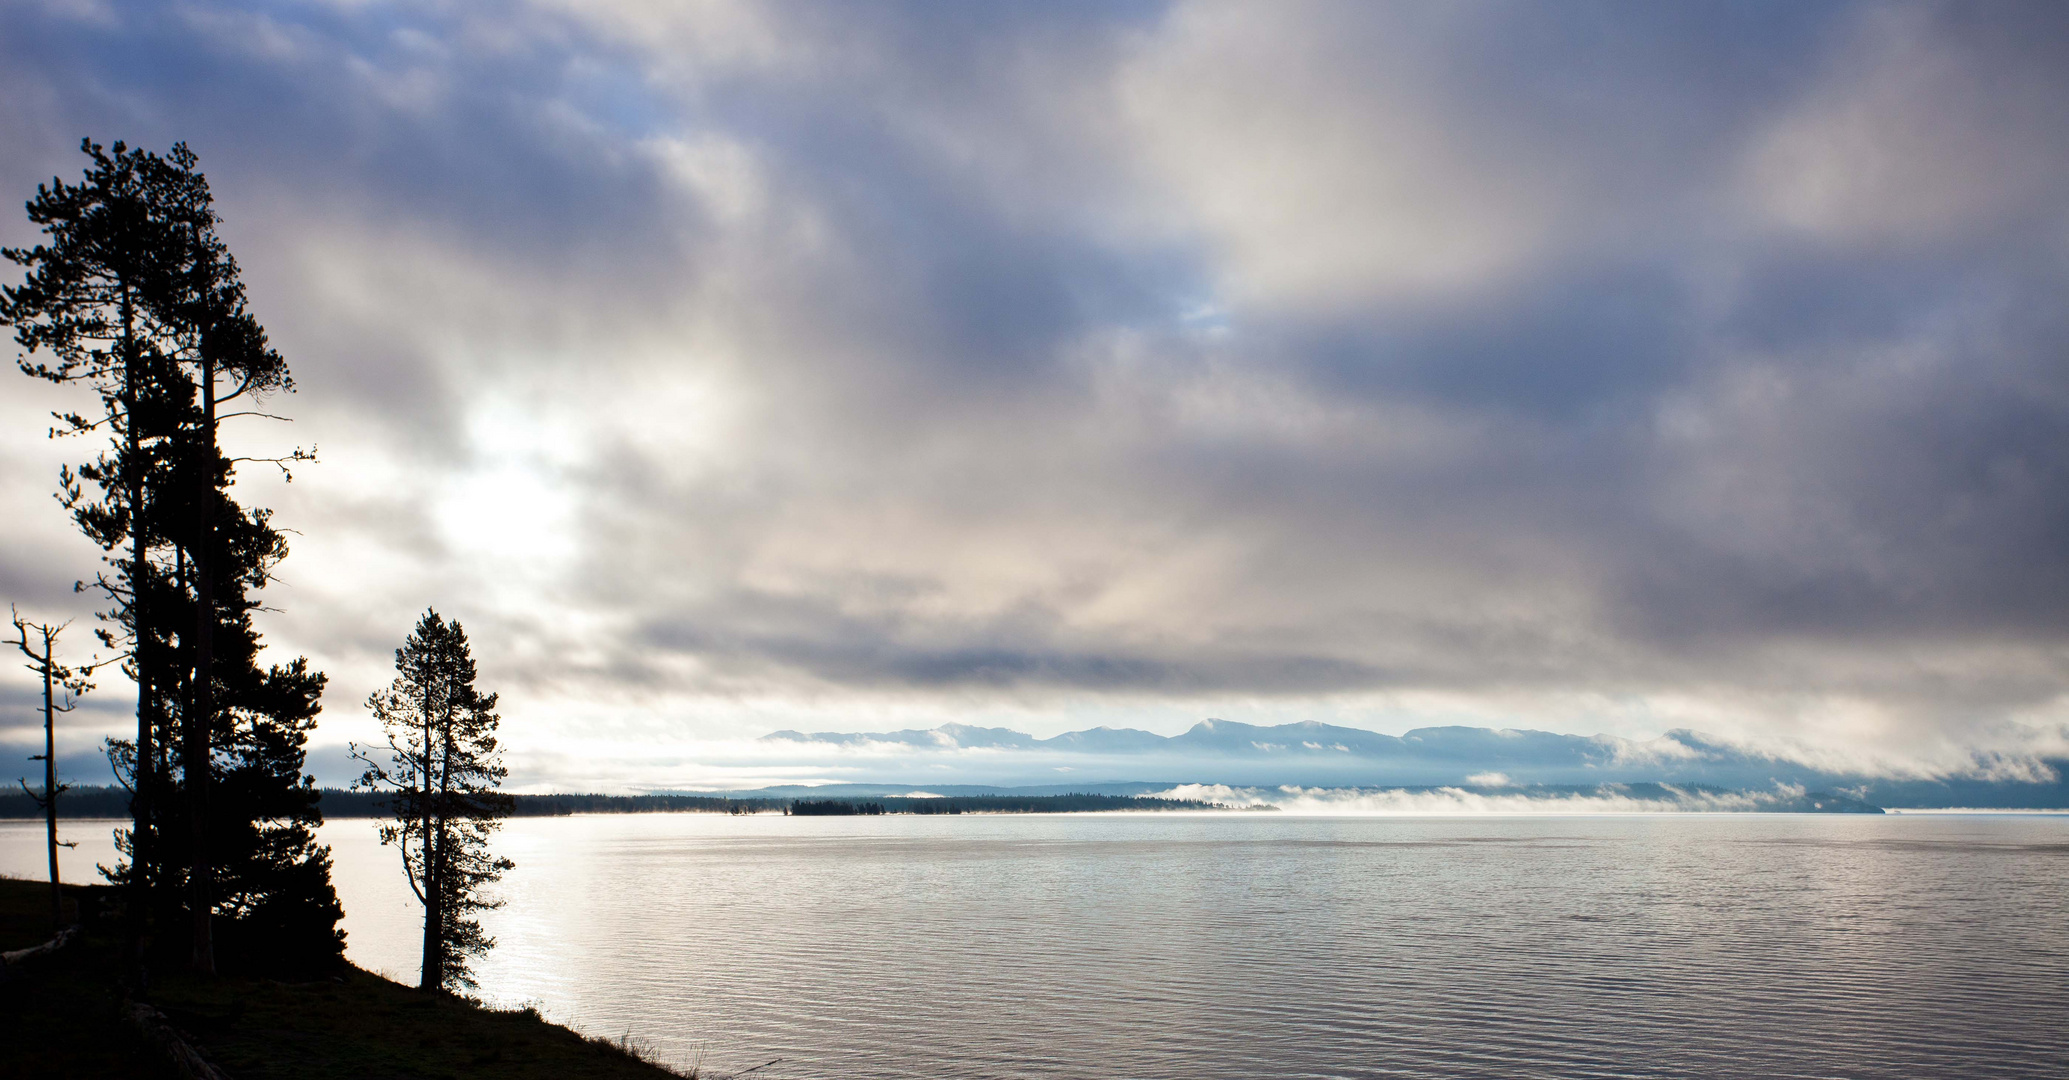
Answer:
[760, 718, 2069, 808]
[762, 717, 1756, 770]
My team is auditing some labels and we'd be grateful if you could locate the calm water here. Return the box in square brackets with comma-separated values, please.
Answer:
[6, 812, 2066, 1079]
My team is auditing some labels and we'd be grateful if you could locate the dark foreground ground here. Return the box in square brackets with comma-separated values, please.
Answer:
[0, 877, 687, 1079]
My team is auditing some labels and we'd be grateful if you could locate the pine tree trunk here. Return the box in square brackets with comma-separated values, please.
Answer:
[122, 283, 157, 947]
[188, 347, 216, 975]
[41, 639, 61, 930]
[427, 720, 460, 993]
[419, 687, 443, 991]
[420, 815, 443, 991]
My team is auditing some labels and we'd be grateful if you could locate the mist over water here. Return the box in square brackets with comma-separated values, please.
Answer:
[1145, 783, 1884, 813]
[7, 814, 2066, 1078]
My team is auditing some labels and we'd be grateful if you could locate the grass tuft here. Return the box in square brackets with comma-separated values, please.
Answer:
[587, 1030, 705, 1078]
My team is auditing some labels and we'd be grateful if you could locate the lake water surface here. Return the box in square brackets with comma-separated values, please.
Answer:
[7, 812, 2066, 1079]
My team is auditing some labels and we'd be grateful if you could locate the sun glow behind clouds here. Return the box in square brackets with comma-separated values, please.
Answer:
[7, 1, 2069, 794]
[434, 401, 581, 571]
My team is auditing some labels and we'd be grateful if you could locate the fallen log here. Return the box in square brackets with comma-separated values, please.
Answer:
[0, 924, 80, 966]
[126, 1001, 233, 1080]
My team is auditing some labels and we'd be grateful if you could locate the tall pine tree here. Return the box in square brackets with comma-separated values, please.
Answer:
[4, 138, 342, 973]
[151, 142, 305, 973]
[3, 140, 185, 922]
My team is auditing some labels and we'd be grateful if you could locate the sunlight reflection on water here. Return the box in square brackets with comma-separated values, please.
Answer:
[7, 813, 2066, 1079]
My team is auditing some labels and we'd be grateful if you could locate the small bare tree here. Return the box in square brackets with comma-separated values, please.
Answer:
[350, 609, 513, 993]
[8, 606, 98, 929]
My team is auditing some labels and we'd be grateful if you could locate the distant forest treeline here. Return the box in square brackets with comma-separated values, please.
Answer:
[790, 793, 1219, 815]
[317, 791, 792, 817]
[0, 787, 1220, 819]
[0, 785, 132, 818]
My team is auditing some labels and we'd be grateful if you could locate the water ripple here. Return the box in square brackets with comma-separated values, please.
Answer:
[315, 813, 2069, 1080]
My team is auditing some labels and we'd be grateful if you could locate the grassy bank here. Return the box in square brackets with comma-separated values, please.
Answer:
[0, 876, 692, 1079]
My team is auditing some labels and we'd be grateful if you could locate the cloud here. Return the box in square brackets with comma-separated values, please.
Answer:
[1112, 3, 1559, 308]
[3, 1, 2069, 790]
[1144, 783, 1846, 815]
[1744, 4, 2069, 245]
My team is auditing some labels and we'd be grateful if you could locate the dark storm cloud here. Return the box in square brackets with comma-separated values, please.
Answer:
[636, 598, 1388, 695]
[5, 0, 2069, 781]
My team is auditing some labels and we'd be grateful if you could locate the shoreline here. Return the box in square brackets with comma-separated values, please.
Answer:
[0, 877, 694, 1078]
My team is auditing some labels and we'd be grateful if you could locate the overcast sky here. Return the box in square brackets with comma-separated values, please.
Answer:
[4, 0, 2068, 791]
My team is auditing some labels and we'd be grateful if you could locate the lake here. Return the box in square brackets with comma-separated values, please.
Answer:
[5, 812, 2066, 1079]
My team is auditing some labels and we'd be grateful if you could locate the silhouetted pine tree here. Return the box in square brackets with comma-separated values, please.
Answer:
[4, 138, 341, 973]
[4, 139, 188, 926]
[353, 610, 515, 993]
